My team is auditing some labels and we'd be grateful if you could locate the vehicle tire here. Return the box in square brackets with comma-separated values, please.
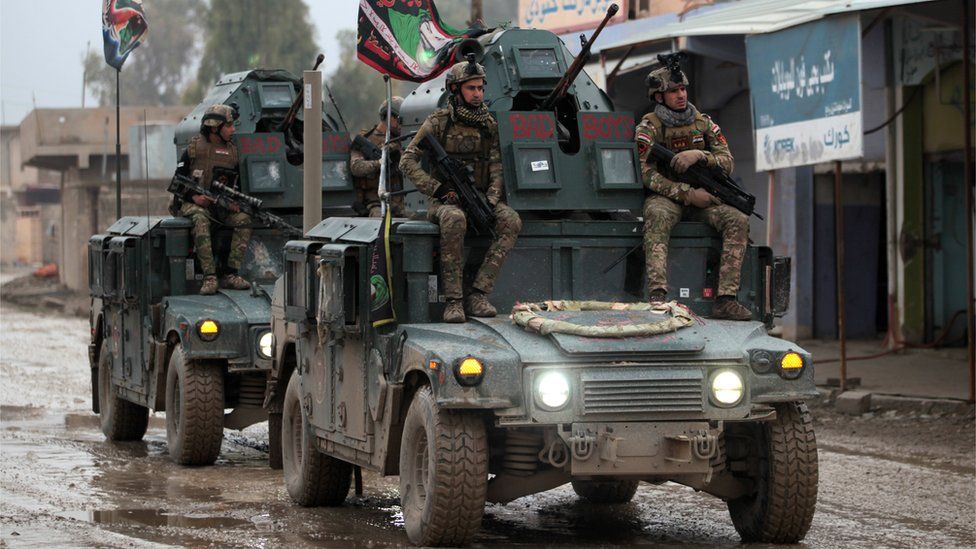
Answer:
[571, 479, 639, 504]
[268, 411, 283, 470]
[399, 386, 487, 547]
[165, 345, 225, 466]
[281, 372, 351, 506]
[97, 340, 149, 441]
[727, 401, 818, 543]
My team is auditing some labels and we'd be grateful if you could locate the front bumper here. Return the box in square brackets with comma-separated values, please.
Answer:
[560, 421, 719, 477]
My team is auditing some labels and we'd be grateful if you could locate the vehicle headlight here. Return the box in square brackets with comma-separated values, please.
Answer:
[711, 370, 744, 406]
[198, 319, 220, 342]
[535, 371, 571, 411]
[257, 331, 273, 359]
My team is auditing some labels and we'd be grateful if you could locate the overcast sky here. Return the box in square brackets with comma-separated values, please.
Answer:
[0, 0, 360, 126]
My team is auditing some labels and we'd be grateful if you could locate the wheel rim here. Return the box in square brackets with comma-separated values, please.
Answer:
[406, 428, 429, 512]
[171, 372, 182, 434]
[98, 355, 110, 418]
[290, 398, 303, 468]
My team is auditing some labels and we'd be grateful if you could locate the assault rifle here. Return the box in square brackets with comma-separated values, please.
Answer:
[420, 133, 496, 237]
[168, 173, 303, 236]
[350, 131, 418, 180]
[648, 142, 763, 220]
[540, 3, 618, 111]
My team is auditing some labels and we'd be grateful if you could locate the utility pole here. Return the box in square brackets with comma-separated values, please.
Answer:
[470, 0, 483, 25]
[82, 41, 91, 108]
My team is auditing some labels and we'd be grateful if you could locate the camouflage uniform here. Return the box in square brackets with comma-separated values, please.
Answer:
[173, 105, 252, 284]
[400, 87, 521, 305]
[637, 70, 748, 299]
[349, 127, 408, 217]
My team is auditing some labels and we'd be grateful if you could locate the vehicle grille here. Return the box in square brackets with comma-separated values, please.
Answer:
[581, 369, 704, 415]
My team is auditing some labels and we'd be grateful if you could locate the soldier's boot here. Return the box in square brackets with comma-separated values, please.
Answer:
[200, 275, 219, 295]
[465, 291, 497, 318]
[711, 296, 752, 321]
[649, 289, 667, 304]
[443, 299, 466, 323]
[220, 273, 251, 290]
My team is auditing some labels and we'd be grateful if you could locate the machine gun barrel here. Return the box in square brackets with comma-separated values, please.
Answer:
[168, 174, 304, 236]
[276, 53, 325, 133]
[648, 143, 763, 220]
[540, 3, 618, 111]
[420, 133, 496, 237]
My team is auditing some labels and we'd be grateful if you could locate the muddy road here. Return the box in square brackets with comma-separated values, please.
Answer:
[2, 303, 974, 548]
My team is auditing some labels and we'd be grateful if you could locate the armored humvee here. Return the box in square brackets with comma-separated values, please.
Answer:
[88, 69, 354, 466]
[268, 28, 818, 546]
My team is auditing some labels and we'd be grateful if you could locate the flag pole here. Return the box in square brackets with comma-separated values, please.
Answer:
[378, 75, 393, 214]
[115, 68, 122, 220]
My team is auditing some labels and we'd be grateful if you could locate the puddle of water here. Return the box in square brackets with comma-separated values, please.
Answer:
[62, 508, 251, 529]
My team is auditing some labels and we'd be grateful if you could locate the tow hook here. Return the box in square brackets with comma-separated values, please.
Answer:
[692, 430, 718, 460]
[568, 430, 596, 461]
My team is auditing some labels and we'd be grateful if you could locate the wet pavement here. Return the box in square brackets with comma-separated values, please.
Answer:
[1, 302, 974, 548]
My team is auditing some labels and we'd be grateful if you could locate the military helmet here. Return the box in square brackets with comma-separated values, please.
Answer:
[201, 104, 237, 127]
[379, 96, 404, 120]
[645, 65, 689, 96]
[445, 54, 487, 89]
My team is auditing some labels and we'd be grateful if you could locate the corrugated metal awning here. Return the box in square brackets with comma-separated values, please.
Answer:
[561, 0, 937, 55]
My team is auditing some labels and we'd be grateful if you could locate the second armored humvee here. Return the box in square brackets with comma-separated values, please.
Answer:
[267, 28, 818, 547]
[88, 69, 353, 466]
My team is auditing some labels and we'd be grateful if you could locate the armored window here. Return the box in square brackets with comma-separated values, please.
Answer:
[512, 145, 559, 190]
[259, 83, 294, 108]
[322, 160, 352, 190]
[514, 47, 561, 81]
[594, 146, 641, 190]
[248, 159, 284, 191]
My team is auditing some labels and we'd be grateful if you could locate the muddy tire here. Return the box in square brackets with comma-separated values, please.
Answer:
[165, 345, 225, 466]
[97, 340, 149, 441]
[571, 479, 639, 504]
[399, 386, 487, 547]
[282, 372, 351, 506]
[727, 401, 818, 543]
[268, 411, 283, 470]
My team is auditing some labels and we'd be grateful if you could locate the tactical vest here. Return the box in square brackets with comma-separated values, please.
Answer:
[643, 112, 710, 154]
[353, 127, 403, 193]
[188, 134, 239, 189]
[432, 110, 494, 191]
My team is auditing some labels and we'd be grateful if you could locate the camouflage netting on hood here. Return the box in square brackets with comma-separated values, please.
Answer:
[511, 301, 694, 338]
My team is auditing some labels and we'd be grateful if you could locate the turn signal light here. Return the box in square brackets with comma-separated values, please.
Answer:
[458, 358, 483, 376]
[198, 320, 220, 341]
[454, 357, 485, 386]
[781, 352, 803, 369]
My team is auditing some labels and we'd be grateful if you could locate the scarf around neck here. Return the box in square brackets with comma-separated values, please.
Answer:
[654, 102, 699, 128]
[448, 95, 492, 128]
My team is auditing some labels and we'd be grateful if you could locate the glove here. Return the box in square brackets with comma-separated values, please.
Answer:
[434, 184, 459, 205]
[684, 188, 720, 209]
[670, 149, 706, 173]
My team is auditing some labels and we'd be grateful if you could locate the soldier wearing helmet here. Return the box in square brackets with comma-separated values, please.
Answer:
[171, 103, 252, 295]
[636, 53, 751, 320]
[400, 54, 522, 323]
[349, 96, 409, 217]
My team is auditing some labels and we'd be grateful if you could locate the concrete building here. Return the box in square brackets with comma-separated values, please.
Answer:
[15, 106, 186, 290]
[1, 125, 60, 266]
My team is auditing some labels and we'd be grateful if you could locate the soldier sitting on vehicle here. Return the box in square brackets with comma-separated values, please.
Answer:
[636, 59, 752, 320]
[349, 97, 410, 217]
[170, 104, 252, 295]
[400, 58, 522, 323]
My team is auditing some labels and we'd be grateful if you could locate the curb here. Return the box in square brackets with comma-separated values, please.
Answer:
[810, 386, 975, 417]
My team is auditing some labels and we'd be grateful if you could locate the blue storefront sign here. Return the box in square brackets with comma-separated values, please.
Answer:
[746, 15, 863, 171]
